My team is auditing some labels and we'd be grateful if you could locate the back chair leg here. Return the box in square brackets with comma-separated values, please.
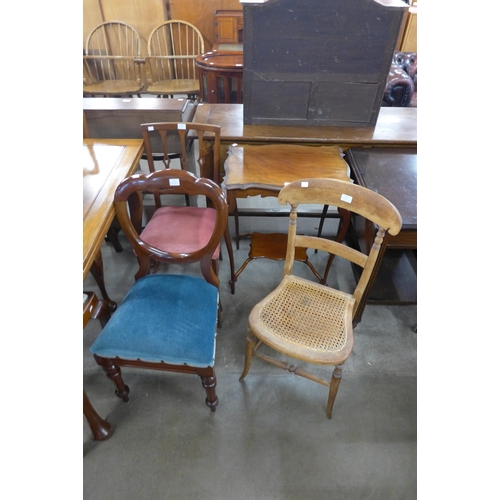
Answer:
[93, 355, 130, 402]
[224, 226, 236, 294]
[239, 330, 257, 381]
[327, 364, 344, 419]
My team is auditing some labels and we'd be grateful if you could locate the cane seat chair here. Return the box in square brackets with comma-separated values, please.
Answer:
[240, 178, 402, 419]
[145, 20, 204, 98]
[90, 169, 228, 412]
[140, 122, 236, 295]
[83, 21, 143, 97]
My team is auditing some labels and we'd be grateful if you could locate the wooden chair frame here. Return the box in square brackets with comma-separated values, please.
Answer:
[140, 122, 236, 294]
[145, 20, 205, 98]
[83, 21, 144, 97]
[240, 178, 402, 418]
[92, 169, 229, 411]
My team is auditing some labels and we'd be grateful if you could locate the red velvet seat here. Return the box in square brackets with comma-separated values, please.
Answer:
[140, 122, 236, 296]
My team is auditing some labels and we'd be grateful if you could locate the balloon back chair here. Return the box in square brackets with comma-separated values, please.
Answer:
[90, 169, 228, 412]
[140, 122, 236, 295]
[240, 178, 402, 419]
[145, 20, 205, 98]
[83, 21, 143, 97]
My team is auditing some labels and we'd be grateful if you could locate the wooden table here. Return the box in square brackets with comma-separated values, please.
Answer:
[346, 147, 417, 325]
[193, 103, 417, 146]
[193, 103, 417, 184]
[222, 143, 352, 284]
[83, 138, 143, 280]
[83, 138, 143, 441]
[196, 51, 243, 104]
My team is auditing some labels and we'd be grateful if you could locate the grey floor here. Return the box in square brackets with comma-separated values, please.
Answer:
[83, 165, 417, 499]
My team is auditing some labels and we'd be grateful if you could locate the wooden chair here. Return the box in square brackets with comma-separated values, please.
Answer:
[140, 122, 236, 294]
[83, 292, 112, 441]
[145, 21, 204, 98]
[240, 178, 402, 419]
[89, 169, 228, 412]
[83, 21, 143, 97]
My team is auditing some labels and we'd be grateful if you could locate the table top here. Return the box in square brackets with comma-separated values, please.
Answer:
[83, 138, 143, 279]
[193, 103, 417, 146]
[196, 51, 243, 70]
[223, 143, 351, 192]
[347, 147, 417, 230]
[83, 97, 193, 112]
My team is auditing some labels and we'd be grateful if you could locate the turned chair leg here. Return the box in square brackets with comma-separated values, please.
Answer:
[197, 368, 218, 412]
[327, 364, 344, 419]
[239, 330, 257, 381]
[93, 355, 130, 402]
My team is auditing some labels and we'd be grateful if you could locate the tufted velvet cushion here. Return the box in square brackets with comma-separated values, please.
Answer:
[139, 206, 220, 259]
[90, 274, 219, 367]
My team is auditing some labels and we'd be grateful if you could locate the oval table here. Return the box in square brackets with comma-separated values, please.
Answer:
[196, 51, 243, 104]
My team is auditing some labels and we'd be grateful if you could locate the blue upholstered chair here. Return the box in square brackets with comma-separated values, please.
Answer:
[90, 169, 228, 412]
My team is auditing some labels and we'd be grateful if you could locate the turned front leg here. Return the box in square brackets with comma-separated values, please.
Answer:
[327, 364, 344, 419]
[197, 367, 218, 411]
[93, 355, 130, 402]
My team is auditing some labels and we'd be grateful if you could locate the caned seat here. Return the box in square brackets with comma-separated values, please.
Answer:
[145, 21, 204, 98]
[90, 169, 229, 412]
[83, 21, 143, 97]
[240, 178, 402, 419]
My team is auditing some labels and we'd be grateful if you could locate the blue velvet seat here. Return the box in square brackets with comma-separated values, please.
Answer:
[90, 168, 228, 412]
[90, 274, 218, 366]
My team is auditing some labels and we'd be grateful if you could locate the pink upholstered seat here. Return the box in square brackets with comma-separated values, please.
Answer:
[140, 206, 220, 259]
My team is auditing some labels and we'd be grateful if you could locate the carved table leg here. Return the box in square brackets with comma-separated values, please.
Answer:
[90, 250, 117, 311]
[83, 389, 112, 440]
[239, 330, 257, 381]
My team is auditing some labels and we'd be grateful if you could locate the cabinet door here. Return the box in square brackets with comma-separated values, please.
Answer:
[215, 17, 237, 43]
[400, 6, 417, 52]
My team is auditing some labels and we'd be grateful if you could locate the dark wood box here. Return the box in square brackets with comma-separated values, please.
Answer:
[83, 98, 197, 139]
[83, 97, 197, 154]
[242, 0, 408, 127]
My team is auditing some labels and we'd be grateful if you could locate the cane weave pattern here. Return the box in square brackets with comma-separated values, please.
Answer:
[259, 276, 349, 352]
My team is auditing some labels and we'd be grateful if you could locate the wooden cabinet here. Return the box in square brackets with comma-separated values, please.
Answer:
[241, 0, 407, 127]
[214, 10, 243, 44]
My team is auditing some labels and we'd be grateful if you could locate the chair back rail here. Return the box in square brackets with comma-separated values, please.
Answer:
[115, 169, 228, 286]
[84, 21, 143, 94]
[278, 178, 402, 313]
[140, 122, 221, 183]
[146, 21, 204, 95]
